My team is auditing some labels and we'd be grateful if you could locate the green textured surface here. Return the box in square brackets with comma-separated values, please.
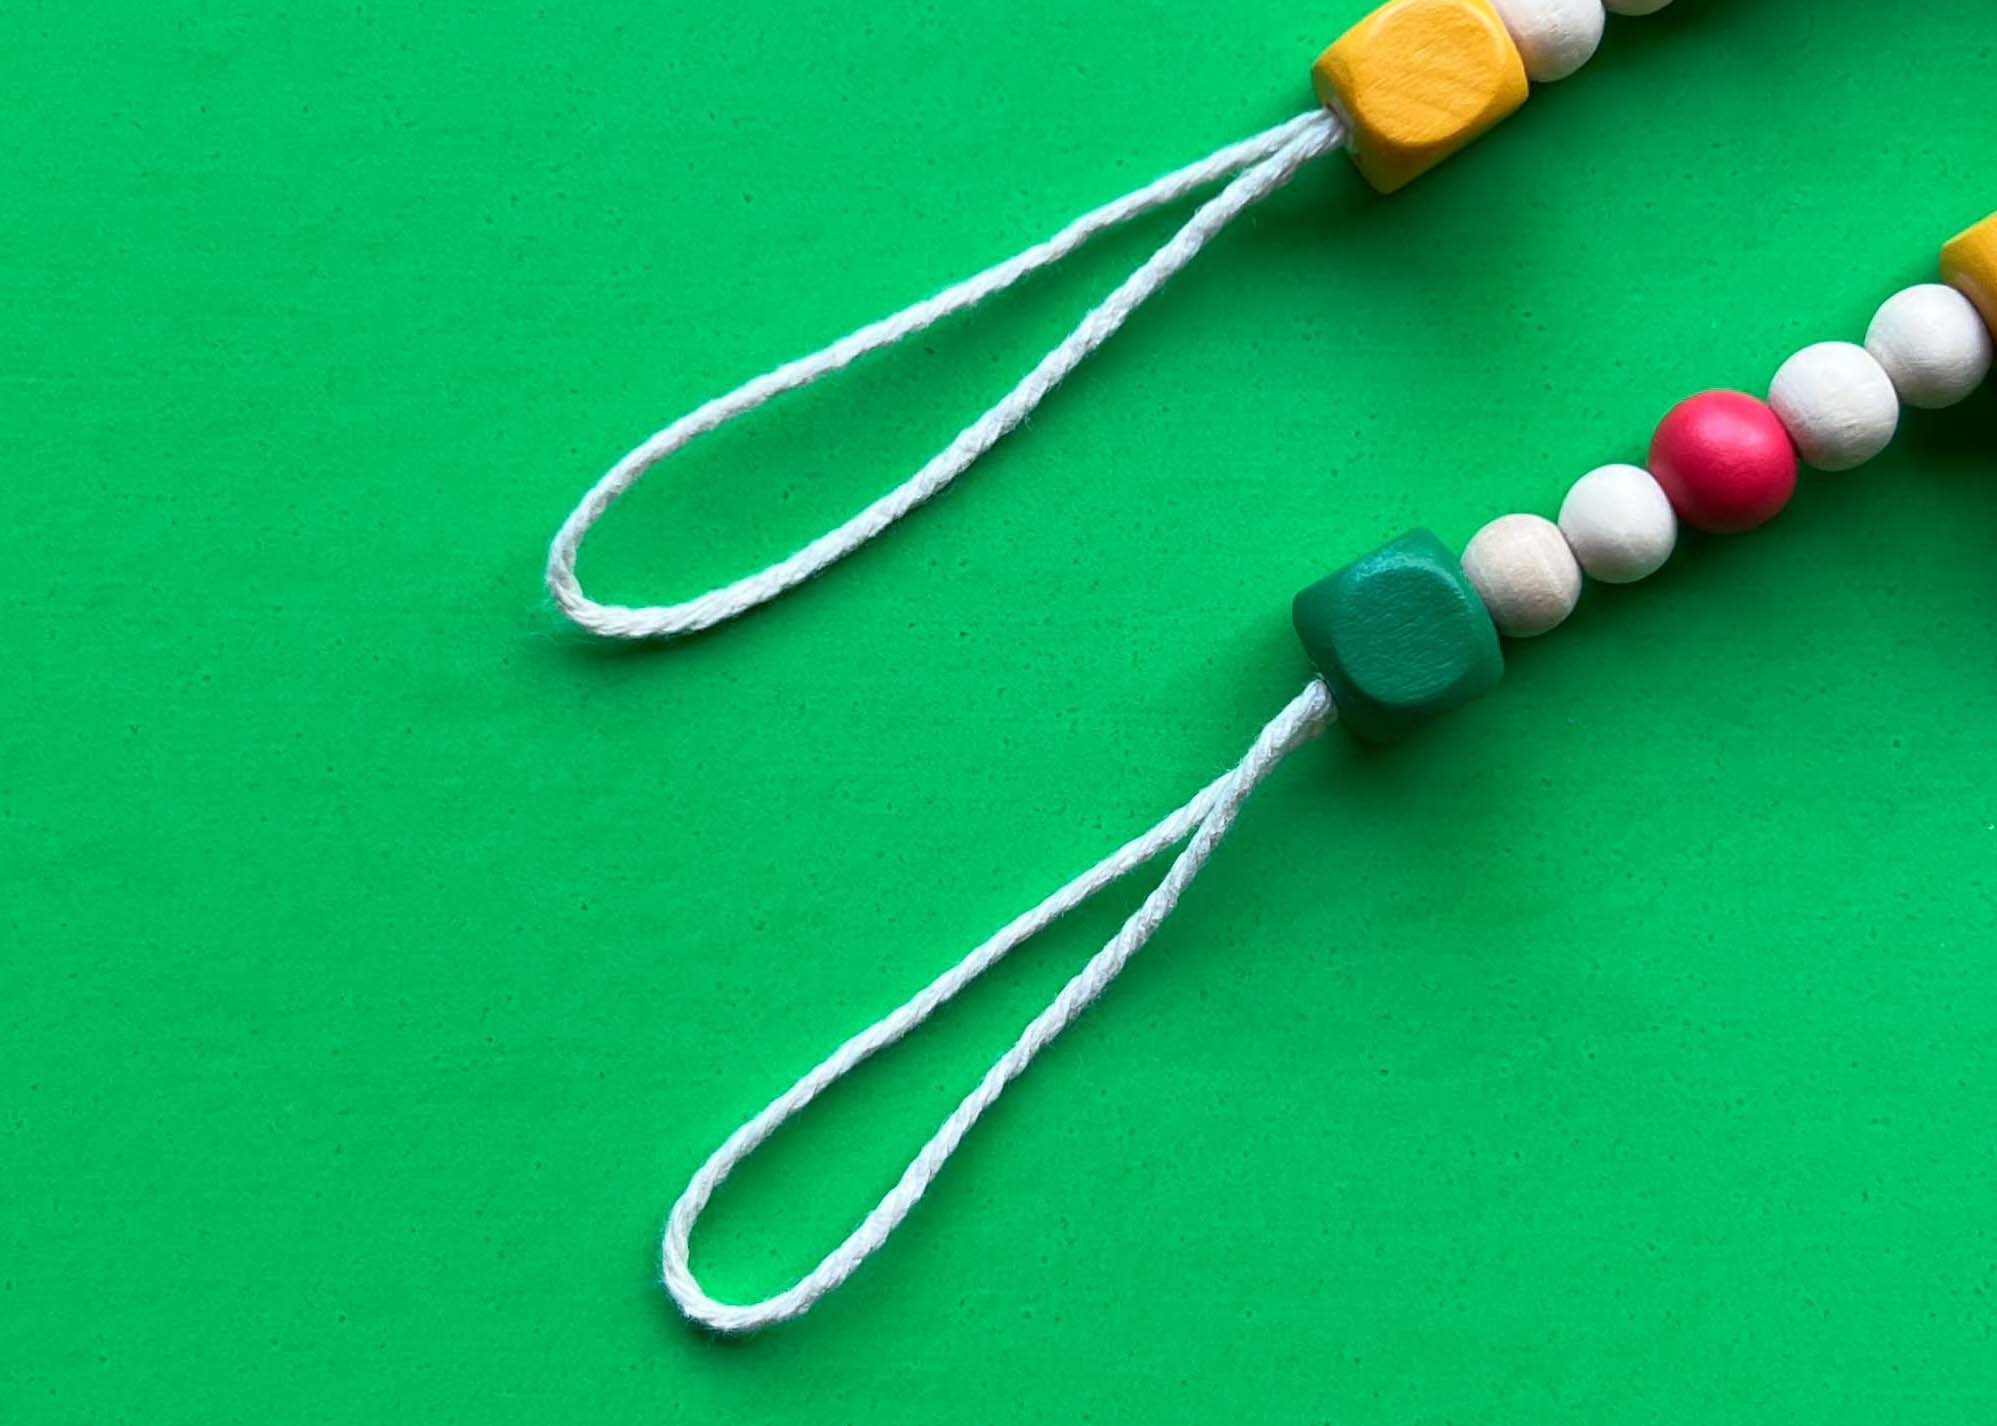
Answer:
[5, 1, 1997, 1422]
[1294, 528, 1505, 740]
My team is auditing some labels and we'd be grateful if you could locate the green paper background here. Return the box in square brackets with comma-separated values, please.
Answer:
[6, 0, 1996, 1420]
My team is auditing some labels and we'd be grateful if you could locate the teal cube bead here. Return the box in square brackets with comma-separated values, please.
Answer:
[1292, 529, 1504, 742]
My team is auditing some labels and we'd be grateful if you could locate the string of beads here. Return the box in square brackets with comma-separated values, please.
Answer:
[656, 211, 1995, 1334]
[1298, 211, 1997, 740]
[597, 0, 1992, 1337]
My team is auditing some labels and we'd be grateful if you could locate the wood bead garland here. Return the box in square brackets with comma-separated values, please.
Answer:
[1557, 463, 1677, 584]
[531, 0, 1992, 1341]
[1461, 514, 1583, 636]
[627, 161, 1996, 1337]
[1488, 0, 1605, 82]
[1867, 285, 1995, 410]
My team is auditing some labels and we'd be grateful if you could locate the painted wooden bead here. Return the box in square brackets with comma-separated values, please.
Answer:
[1488, 0, 1605, 82]
[1461, 513, 1582, 637]
[1603, 0, 1672, 13]
[1648, 390, 1797, 534]
[1865, 284, 1994, 410]
[1767, 341, 1899, 472]
[1940, 209, 1997, 337]
[1556, 463, 1677, 584]
[1312, 0, 1529, 194]
[1292, 529, 1504, 742]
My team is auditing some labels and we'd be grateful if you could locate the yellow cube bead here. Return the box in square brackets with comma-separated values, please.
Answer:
[1312, 0, 1530, 194]
[1941, 209, 1997, 336]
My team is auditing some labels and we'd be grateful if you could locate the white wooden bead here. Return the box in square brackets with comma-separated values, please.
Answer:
[1603, 0, 1673, 14]
[1767, 341, 1900, 472]
[1461, 514, 1582, 638]
[1488, 0, 1605, 82]
[1557, 463, 1677, 584]
[1864, 284, 1994, 410]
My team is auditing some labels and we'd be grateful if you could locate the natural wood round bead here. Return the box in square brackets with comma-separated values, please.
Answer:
[1488, 0, 1605, 81]
[1865, 284, 1994, 410]
[1557, 463, 1677, 584]
[1461, 513, 1582, 638]
[1603, 0, 1672, 13]
[1767, 341, 1900, 471]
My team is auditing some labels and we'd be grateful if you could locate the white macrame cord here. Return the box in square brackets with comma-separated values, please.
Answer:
[547, 108, 1347, 638]
[663, 679, 1335, 1332]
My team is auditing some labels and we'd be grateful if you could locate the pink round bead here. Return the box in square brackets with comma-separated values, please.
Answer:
[1647, 390, 1798, 535]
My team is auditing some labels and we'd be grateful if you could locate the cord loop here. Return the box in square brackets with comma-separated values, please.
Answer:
[662, 680, 1334, 1332]
[547, 110, 1346, 640]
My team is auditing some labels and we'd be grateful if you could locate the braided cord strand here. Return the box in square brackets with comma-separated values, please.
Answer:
[548, 109, 1347, 640]
[663, 679, 1336, 1332]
